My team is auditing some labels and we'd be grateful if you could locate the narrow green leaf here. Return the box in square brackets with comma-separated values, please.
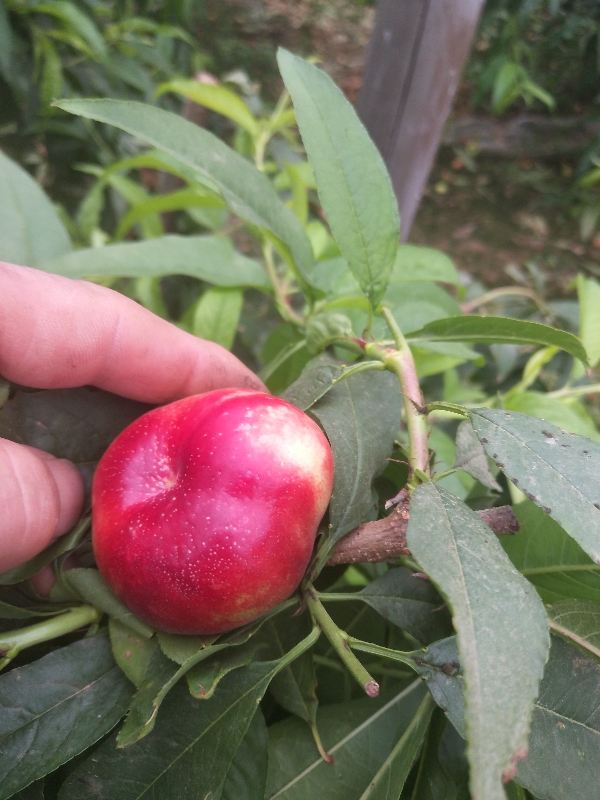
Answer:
[577, 273, 600, 367]
[117, 646, 183, 748]
[278, 49, 399, 306]
[53, 99, 314, 284]
[156, 79, 259, 136]
[470, 408, 600, 566]
[118, 615, 308, 746]
[36, 0, 108, 59]
[263, 614, 318, 726]
[359, 693, 434, 800]
[0, 597, 65, 619]
[115, 188, 226, 240]
[220, 709, 268, 800]
[504, 391, 600, 442]
[191, 287, 243, 350]
[410, 317, 589, 365]
[516, 636, 600, 800]
[43, 234, 271, 290]
[0, 634, 133, 800]
[265, 680, 426, 800]
[310, 370, 402, 543]
[407, 484, 549, 800]
[0, 149, 71, 267]
[260, 325, 311, 395]
[502, 500, 600, 604]
[391, 245, 460, 285]
[410, 709, 458, 800]
[59, 632, 318, 800]
[64, 569, 154, 638]
[103, 172, 163, 239]
[357, 567, 452, 645]
[547, 599, 600, 659]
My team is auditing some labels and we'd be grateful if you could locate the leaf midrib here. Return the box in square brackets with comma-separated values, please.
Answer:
[291, 64, 376, 296]
[267, 679, 422, 799]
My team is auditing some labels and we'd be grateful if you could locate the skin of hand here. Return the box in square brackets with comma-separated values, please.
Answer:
[0, 261, 265, 583]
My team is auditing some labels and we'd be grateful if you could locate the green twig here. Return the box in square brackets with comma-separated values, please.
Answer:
[0, 605, 102, 670]
[346, 637, 420, 672]
[365, 308, 430, 477]
[331, 361, 386, 384]
[262, 242, 305, 326]
[305, 586, 379, 697]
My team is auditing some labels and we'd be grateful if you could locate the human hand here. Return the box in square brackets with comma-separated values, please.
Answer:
[0, 261, 265, 577]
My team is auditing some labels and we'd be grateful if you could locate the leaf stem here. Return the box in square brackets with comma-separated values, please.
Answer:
[331, 360, 386, 384]
[346, 637, 420, 672]
[365, 308, 430, 477]
[0, 605, 102, 670]
[305, 586, 379, 697]
[263, 242, 305, 326]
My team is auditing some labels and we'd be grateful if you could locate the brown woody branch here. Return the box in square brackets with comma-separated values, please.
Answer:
[326, 499, 519, 566]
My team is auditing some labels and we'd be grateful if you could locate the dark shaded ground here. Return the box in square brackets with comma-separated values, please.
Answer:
[411, 150, 597, 296]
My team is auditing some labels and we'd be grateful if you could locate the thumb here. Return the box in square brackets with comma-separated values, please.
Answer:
[0, 439, 84, 573]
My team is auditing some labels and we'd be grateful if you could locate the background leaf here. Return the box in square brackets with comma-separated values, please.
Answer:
[54, 99, 314, 284]
[577, 273, 600, 368]
[310, 370, 402, 543]
[277, 49, 399, 306]
[357, 567, 453, 646]
[0, 634, 133, 800]
[409, 709, 458, 800]
[59, 649, 313, 800]
[502, 501, 600, 604]
[471, 409, 600, 566]
[516, 636, 600, 800]
[265, 680, 426, 800]
[410, 317, 588, 364]
[547, 599, 600, 658]
[43, 235, 271, 291]
[219, 710, 268, 800]
[156, 79, 259, 136]
[0, 149, 71, 267]
[392, 245, 460, 285]
[407, 484, 549, 800]
[0, 387, 149, 464]
[504, 392, 600, 442]
[63, 569, 154, 639]
[360, 693, 433, 800]
[191, 287, 243, 350]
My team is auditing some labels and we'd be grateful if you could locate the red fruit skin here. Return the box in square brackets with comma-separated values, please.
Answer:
[92, 389, 333, 635]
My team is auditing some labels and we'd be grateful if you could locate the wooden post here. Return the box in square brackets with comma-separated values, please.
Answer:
[358, 0, 485, 240]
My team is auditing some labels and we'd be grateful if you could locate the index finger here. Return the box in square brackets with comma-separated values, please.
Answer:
[0, 262, 265, 403]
